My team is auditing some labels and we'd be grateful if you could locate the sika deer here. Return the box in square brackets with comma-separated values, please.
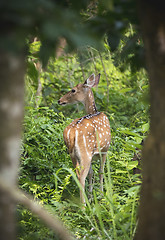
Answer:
[58, 73, 111, 204]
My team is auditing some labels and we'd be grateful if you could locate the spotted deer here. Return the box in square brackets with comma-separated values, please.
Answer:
[58, 73, 111, 204]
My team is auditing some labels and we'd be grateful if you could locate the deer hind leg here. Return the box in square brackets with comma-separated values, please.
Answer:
[88, 164, 93, 200]
[99, 154, 107, 192]
[71, 155, 81, 179]
[71, 153, 92, 204]
[79, 159, 92, 205]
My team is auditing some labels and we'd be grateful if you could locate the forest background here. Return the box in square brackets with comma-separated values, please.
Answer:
[1, 1, 165, 240]
[19, 34, 149, 239]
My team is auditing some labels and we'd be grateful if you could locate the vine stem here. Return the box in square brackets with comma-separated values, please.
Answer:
[98, 51, 110, 104]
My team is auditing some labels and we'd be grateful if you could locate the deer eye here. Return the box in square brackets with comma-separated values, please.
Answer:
[71, 89, 76, 93]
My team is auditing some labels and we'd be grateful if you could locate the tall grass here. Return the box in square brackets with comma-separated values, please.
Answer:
[19, 44, 148, 239]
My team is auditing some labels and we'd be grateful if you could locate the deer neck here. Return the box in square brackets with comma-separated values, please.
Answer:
[84, 89, 97, 114]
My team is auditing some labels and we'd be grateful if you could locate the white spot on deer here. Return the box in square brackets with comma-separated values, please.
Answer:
[67, 128, 71, 143]
[83, 135, 91, 158]
[75, 130, 81, 159]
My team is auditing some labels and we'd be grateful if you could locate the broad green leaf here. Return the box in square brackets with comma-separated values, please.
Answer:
[119, 88, 133, 94]
[141, 122, 149, 133]
[116, 169, 127, 174]
[120, 129, 142, 138]
[127, 160, 139, 170]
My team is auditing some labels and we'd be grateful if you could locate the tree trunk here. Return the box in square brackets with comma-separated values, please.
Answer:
[0, 51, 25, 240]
[136, 2, 165, 239]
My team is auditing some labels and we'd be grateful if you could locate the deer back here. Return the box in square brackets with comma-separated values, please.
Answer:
[64, 112, 111, 157]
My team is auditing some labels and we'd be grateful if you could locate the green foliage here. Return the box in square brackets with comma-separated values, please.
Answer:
[19, 42, 149, 239]
[20, 107, 76, 202]
[1, 1, 150, 239]
[1, 0, 141, 70]
[1, 0, 102, 65]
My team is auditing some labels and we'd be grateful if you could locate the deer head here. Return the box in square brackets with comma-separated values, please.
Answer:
[58, 73, 100, 108]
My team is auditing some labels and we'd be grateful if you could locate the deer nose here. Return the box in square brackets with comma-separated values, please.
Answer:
[58, 99, 67, 105]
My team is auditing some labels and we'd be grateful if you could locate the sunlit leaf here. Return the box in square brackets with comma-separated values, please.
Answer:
[127, 160, 139, 170]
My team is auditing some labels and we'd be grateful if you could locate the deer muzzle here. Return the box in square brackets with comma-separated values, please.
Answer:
[58, 99, 67, 105]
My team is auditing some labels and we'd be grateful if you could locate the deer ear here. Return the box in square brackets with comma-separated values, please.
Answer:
[93, 73, 100, 87]
[84, 73, 100, 88]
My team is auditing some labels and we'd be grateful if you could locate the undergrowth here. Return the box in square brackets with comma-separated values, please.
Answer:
[18, 44, 149, 239]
